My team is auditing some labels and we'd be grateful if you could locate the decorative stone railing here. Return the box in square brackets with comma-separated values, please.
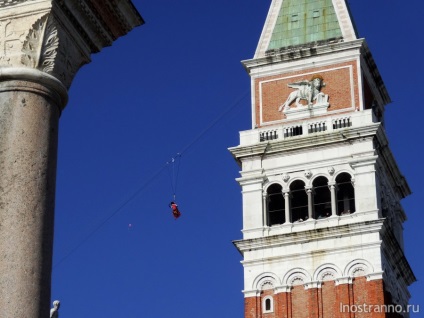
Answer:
[283, 124, 303, 138]
[308, 121, 327, 133]
[260, 129, 278, 142]
[240, 110, 376, 146]
[332, 116, 352, 130]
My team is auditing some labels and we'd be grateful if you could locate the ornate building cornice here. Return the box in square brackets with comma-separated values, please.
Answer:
[233, 219, 385, 254]
[0, 0, 32, 9]
[229, 123, 380, 164]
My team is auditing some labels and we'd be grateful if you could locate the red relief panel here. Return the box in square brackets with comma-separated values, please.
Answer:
[254, 61, 360, 127]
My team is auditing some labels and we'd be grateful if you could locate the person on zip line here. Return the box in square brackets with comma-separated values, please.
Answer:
[169, 201, 181, 219]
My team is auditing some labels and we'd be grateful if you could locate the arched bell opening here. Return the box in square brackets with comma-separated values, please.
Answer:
[336, 173, 355, 215]
[290, 180, 308, 222]
[313, 176, 331, 219]
[267, 183, 285, 226]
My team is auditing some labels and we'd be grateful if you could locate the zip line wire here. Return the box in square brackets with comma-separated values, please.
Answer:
[53, 90, 249, 268]
[167, 154, 181, 201]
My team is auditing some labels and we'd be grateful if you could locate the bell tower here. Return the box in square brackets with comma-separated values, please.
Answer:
[230, 1, 415, 317]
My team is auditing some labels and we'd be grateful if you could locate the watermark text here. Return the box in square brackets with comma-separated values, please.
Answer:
[340, 303, 420, 314]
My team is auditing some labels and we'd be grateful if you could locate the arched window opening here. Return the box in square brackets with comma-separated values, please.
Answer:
[290, 180, 308, 222]
[262, 296, 274, 313]
[336, 173, 355, 215]
[265, 298, 271, 311]
[267, 184, 285, 226]
[313, 176, 331, 219]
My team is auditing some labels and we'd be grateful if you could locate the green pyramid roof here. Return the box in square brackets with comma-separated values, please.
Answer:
[268, 0, 342, 50]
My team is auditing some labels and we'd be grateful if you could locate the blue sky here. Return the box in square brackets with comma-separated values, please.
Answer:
[51, 1, 422, 317]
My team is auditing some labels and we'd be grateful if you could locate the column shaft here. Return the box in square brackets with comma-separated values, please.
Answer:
[0, 79, 62, 318]
[284, 192, 290, 223]
[307, 189, 313, 219]
[330, 184, 336, 216]
[262, 193, 267, 227]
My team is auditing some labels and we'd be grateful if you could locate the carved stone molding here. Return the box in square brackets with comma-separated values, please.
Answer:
[304, 281, 321, 289]
[260, 280, 274, 290]
[0, 67, 68, 107]
[0, 18, 27, 64]
[320, 270, 336, 282]
[304, 170, 312, 179]
[0, 10, 89, 90]
[335, 276, 352, 285]
[21, 14, 59, 73]
[290, 276, 305, 286]
[0, 0, 29, 9]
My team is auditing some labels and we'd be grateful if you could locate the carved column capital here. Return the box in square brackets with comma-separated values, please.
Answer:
[1, 0, 144, 104]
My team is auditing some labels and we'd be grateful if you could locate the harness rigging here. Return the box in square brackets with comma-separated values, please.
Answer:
[167, 154, 182, 219]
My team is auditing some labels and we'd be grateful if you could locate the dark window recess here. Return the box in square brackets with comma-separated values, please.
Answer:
[267, 184, 285, 226]
[313, 177, 331, 219]
[265, 298, 271, 311]
[336, 173, 355, 215]
[290, 180, 308, 222]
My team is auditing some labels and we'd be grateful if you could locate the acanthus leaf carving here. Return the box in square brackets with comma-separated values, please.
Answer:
[42, 26, 59, 73]
[21, 14, 59, 73]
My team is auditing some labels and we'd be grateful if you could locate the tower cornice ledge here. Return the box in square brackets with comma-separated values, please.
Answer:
[229, 123, 380, 163]
[0, 0, 144, 101]
[241, 39, 364, 74]
[233, 219, 384, 255]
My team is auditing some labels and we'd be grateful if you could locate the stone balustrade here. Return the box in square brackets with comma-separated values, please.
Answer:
[241, 109, 376, 146]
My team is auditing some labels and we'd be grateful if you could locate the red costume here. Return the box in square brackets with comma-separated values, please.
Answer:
[169, 202, 181, 219]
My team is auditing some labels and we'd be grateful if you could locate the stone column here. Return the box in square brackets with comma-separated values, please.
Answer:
[328, 182, 337, 216]
[0, 68, 67, 318]
[262, 191, 268, 227]
[283, 190, 291, 223]
[306, 187, 313, 219]
[0, 1, 143, 317]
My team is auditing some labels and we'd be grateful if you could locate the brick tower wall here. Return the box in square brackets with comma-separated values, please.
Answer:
[244, 278, 396, 318]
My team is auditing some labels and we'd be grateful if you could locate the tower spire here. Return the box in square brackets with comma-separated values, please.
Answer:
[255, 0, 357, 58]
[255, 0, 357, 59]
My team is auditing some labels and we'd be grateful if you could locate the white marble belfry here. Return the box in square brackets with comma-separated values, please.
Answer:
[0, 1, 143, 317]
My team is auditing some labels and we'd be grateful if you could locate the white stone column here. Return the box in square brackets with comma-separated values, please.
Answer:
[306, 187, 313, 219]
[328, 181, 337, 216]
[283, 190, 291, 223]
[262, 191, 268, 227]
[0, 2, 143, 317]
